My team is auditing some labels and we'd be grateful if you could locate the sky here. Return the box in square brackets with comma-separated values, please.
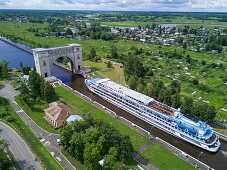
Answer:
[0, 0, 227, 12]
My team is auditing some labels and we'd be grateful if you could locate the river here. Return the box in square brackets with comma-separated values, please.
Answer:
[1, 39, 227, 169]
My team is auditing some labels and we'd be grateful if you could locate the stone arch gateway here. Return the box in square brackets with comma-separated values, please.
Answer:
[32, 43, 83, 77]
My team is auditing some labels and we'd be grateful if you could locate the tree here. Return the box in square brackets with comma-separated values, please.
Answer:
[162, 89, 172, 106]
[192, 79, 199, 85]
[89, 48, 96, 60]
[144, 83, 154, 97]
[60, 125, 74, 151]
[171, 81, 181, 94]
[28, 70, 42, 97]
[118, 135, 133, 161]
[128, 76, 137, 90]
[110, 45, 118, 59]
[171, 93, 181, 109]
[69, 133, 85, 162]
[181, 96, 193, 115]
[137, 83, 144, 93]
[84, 128, 101, 144]
[191, 102, 216, 123]
[19, 82, 29, 96]
[43, 82, 56, 102]
[66, 28, 73, 35]
[104, 147, 118, 168]
[106, 61, 112, 68]
[22, 66, 31, 75]
[83, 143, 101, 170]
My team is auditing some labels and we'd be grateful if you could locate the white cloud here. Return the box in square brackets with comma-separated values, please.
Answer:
[0, 0, 226, 12]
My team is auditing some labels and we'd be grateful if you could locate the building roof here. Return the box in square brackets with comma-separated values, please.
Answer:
[44, 76, 58, 82]
[95, 78, 154, 105]
[66, 115, 83, 123]
[44, 102, 73, 121]
[32, 43, 81, 52]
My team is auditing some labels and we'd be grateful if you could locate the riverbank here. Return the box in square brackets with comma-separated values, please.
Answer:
[0, 37, 32, 54]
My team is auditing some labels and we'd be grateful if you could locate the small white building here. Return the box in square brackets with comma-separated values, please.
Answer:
[66, 115, 84, 125]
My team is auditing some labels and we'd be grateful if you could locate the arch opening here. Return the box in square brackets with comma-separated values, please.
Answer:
[51, 56, 74, 74]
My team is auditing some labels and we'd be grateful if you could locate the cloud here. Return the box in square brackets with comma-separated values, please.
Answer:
[0, 0, 11, 5]
[0, 0, 227, 12]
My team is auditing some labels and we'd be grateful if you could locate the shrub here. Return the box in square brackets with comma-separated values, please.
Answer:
[6, 116, 15, 122]
[0, 111, 7, 118]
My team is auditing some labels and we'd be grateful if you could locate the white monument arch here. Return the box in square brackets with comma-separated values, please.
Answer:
[32, 44, 83, 77]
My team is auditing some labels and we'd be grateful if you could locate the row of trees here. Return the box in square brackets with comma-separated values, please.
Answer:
[127, 76, 216, 123]
[19, 70, 57, 106]
[60, 115, 133, 170]
[78, 24, 115, 41]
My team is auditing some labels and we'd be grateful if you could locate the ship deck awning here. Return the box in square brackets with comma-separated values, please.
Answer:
[96, 78, 154, 105]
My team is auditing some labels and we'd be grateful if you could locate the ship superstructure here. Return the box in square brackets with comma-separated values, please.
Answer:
[85, 78, 220, 152]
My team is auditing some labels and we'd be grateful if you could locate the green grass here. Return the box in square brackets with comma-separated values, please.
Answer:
[140, 142, 197, 170]
[61, 149, 87, 170]
[55, 86, 96, 113]
[0, 103, 62, 170]
[83, 60, 125, 85]
[14, 95, 61, 134]
[90, 109, 149, 150]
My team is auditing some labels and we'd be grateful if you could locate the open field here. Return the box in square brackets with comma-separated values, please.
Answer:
[140, 142, 197, 170]
[0, 102, 62, 170]
[83, 60, 125, 85]
[101, 20, 227, 27]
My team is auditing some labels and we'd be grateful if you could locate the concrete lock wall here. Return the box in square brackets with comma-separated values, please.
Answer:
[32, 44, 83, 77]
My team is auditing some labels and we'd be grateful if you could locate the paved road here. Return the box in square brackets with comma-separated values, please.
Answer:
[0, 82, 19, 101]
[0, 122, 43, 170]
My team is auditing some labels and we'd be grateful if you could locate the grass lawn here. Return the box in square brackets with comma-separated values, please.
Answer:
[14, 95, 61, 134]
[140, 142, 197, 170]
[89, 109, 149, 150]
[61, 149, 87, 170]
[54, 86, 96, 113]
[83, 60, 125, 85]
[0, 103, 62, 170]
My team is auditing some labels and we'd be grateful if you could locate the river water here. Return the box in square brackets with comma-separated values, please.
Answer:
[1, 39, 227, 169]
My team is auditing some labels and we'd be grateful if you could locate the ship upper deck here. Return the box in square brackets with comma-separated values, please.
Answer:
[96, 78, 154, 105]
[148, 101, 176, 117]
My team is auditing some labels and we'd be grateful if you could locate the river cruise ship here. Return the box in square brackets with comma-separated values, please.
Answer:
[85, 78, 220, 152]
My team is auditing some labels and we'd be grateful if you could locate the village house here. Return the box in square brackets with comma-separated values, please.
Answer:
[44, 101, 74, 128]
